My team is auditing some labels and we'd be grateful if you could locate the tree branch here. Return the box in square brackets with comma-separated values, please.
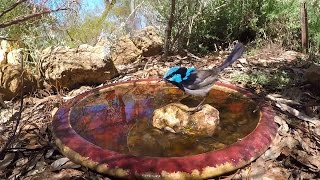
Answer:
[0, 0, 27, 19]
[0, 7, 68, 29]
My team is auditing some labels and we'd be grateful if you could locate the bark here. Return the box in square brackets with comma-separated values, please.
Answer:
[0, 8, 68, 29]
[300, 2, 308, 53]
[163, 0, 176, 58]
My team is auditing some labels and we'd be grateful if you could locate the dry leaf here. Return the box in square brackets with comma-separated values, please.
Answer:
[0, 153, 15, 170]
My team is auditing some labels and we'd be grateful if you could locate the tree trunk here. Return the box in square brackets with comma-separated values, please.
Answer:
[300, 2, 308, 53]
[163, 0, 176, 58]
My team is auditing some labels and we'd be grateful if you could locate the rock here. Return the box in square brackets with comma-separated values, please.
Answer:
[0, 64, 38, 100]
[1, 40, 11, 53]
[0, 49, 6, 64]
[238, 58, 248, 64]
[41, 45, 118, 90]
[7, 48, 24, 65]
[0, 40, 11, 64]
[152, 103, 220, 136]
[305, 63, 320, 89]
[280, 50, 305, 62]
[131, 26, 163, 57]
[111, 26, 163, 65]
[111, 35, 142, 65]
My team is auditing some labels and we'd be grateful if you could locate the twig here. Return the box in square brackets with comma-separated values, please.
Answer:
[124, 0, 145, 25]
[0, 7, 68, 29]
[266, 93, 301, 105]
[275, 102, 318, 125]
[184, 49, 201, 60]
[0, 0, 27, 18]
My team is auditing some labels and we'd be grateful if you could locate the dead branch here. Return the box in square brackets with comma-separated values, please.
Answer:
[266, 94, 301, 106]
[275, 102, 319, 125]
[0, 7, 68, 29]
[0, 0, 27, 19]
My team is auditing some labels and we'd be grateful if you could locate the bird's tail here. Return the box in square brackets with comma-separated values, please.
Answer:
[217, 42, 245, 71]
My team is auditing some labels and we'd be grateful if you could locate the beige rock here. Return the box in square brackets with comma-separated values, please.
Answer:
[152, 103, 220, 136]
[280, 50, 305, 61]
[41, 44, 118, 90]
[131, 26, 163, 57]
[0, 49, 6, 64]
[111, 26, 163, 65]
[1, 40, 11, 53]
[111, 35, 142, 65]
[7, 48, 24, 65]
[0, 64, 38, 100]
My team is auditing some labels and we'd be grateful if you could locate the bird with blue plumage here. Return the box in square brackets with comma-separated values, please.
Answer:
[163, 42, 245, 111]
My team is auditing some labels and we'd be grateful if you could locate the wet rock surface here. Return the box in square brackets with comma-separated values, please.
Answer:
[152, 103, 220, 136]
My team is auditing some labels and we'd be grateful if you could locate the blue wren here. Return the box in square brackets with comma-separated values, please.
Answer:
[163, 42, 245, 111]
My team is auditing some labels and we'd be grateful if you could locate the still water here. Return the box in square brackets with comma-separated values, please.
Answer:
[69, 82, 259, 157]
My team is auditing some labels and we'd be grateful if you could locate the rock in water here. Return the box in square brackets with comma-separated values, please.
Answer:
[152, 103, 220, 136]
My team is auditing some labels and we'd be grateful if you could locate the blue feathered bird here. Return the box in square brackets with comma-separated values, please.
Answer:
[163, 42, 245, 111]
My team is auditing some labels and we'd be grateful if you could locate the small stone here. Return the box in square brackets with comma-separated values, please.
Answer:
[238, 58, 248, 64]
[7, 48, 23, 65]
[152, 103, 220, 136]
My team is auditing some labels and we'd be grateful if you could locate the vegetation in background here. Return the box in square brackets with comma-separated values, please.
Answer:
[0, 0, 78, 67]
[153, 0, 320, 54]
[1, 0, 320, 55]
[62, 0, 152, 47]
[231, 70, 291, 90]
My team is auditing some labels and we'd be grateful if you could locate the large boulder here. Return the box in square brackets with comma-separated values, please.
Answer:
[0, 64, 38, 100]
[152, 103, 220, 136]
[130, 26, 163, 57]
[111, 26, 163, 65]
[41, 44, 118, 90]
[111, 35, 142, 65]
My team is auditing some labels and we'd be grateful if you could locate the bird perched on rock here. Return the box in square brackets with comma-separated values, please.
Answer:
[163, 42, 245, 111]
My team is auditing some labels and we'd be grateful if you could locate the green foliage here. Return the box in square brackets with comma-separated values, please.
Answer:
[231, 70, 290, 90]
[152, 0, 320, 54]
[0, 0, 63, 66]
[63, 0, 144, 47]
[0, 0, 37, 41]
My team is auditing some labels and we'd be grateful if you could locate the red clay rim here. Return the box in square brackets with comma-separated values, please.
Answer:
[52, 79, 277, 179]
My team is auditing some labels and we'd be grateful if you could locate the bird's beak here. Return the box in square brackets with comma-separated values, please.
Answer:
[157, 78, 163, 83]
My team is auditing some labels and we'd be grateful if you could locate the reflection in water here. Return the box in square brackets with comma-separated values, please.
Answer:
[70, 84, 260, 157]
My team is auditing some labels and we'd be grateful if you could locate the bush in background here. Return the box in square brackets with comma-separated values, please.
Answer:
[153, 0, 320, 54]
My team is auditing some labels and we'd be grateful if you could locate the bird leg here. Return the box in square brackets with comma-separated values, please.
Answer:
[179, 93, 190, 103]
[189, 97, 206, 112]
